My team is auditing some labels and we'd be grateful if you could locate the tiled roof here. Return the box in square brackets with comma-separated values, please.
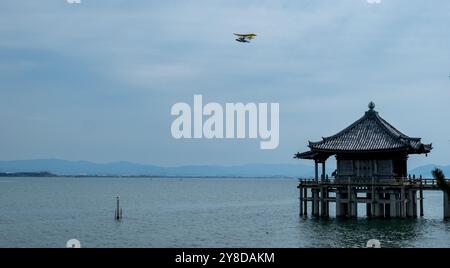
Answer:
[297, 103, 432, 157]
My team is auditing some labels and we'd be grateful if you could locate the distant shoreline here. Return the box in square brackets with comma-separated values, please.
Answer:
[0, 171, 297, 179]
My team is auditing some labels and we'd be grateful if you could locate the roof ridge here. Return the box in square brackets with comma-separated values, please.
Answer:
[376, 114, 410, 138]
[372, 112, 411, 148]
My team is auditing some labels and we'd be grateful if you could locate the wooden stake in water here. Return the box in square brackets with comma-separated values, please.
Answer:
[115, 196, 123, 221]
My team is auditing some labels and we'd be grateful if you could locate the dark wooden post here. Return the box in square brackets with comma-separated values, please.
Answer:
[315, 161, 319, 182]
[312, 161, 318, 217]
[401, 187, 406, 218]
[367, 191, 372, 218]
[303, 187, 308, 216]
[320, 162, 326, 217]
[419, 179, 424, 217]
[322, 161, 326, 182]
[299, 184, 304, 216]
[115, 196, 123, 220]
[444, 191, 450, 220]
[325, 187, 329, 218]
[115, 196, 120, 220]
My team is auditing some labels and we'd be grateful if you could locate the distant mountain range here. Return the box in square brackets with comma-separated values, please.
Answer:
[0, 159, 447, 178]
[409, 164, 450, 178]
[0, 159, 315, 178]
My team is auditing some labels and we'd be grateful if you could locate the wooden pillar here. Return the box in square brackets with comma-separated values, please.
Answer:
[366, 192, 372, 217]
[374, 193, 384, 218]
[371, 186, 376, 217]
[321, 161, 326, 182]
[419, 181, 424, 217]
[385, 193, 391, 218]
[406, 190, 412, 217]
[389, 192, 398, 218]
[347, 184, 352, 218]
[350, 188, 358, 218]
[314, 161, 319, 181]
[321, 187, 329, 218]
[320, 186, 325, 218]
[336, 190, 345, 217]
[299, 184, 304, 216]
[320, 162, 326, 217]
[313, 189, 320, 217]
[347, 184, 357, 218]
[303, 187, 308, 216]
[325, 188, 329, 218]
[407, 190, 415, 218]
[401, 187, 406, 218]
[444, 191, 450, 220]
[311, 161, 318, 217]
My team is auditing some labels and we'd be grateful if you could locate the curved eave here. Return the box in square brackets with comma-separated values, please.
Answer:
[306, 143, 432, 155]
[308, 147, 410, 155]
[294, 151, 333, 161]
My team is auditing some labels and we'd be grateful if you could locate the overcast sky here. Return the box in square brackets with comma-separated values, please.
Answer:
[1, 0, 449, 168]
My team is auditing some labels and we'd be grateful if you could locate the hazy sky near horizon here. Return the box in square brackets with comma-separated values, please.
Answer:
[1, 0, 450, 168]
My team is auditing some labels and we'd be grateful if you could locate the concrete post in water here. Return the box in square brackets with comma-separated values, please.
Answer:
[444, 191, 450, 220]
[303, 187, 308, 216]
[374, 193, 384, 218]
[419, 179, 424, 217]
[312, 161, 320, 218]
[320, 186, 326, 218]
[407, 190, 414, 218]
[321, 162, 326, 182]
[313, 189, 320, 217]
[401, 187, 407, 218]
[325, 187, 329, 218]
[314, 161, 319, 182]
[370, 177, 376, 217]
[320, 162, 327, 218]
[347, 184, 352, 217]
[299, 184, 304, 216]
[350, 188, 358, 218]
[366, 192, 372, 218]
[389, 192, 398, 218]
[336, 190, 344, 217]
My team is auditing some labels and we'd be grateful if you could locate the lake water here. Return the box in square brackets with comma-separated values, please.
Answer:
[0, 177, 449, 248]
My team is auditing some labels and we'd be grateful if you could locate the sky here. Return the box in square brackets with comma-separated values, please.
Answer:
[1, 0, 450, 168]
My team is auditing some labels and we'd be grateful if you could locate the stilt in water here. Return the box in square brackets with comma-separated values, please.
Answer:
[419, 176, 424, 217]
[299, 184, 304, 216]
[303, 187, 308, 216]
[115, 196, 123, 221]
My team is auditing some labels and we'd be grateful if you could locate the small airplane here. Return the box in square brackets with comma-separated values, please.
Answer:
[234, 33, 257, 43]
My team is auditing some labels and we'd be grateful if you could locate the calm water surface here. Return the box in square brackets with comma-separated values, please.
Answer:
[0, 177, 449, 248]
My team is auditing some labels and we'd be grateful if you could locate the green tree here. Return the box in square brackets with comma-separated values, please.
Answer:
[433, 168, 450, 194]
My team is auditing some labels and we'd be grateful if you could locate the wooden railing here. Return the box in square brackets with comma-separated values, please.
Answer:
[298, 177, 439, 187]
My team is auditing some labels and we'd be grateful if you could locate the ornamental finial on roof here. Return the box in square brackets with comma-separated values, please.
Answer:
[368, 101, 375, 110]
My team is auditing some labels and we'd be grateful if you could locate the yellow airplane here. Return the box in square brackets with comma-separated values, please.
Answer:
[234, 33, 257, 43]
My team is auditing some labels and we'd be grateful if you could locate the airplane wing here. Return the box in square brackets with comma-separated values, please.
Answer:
[234, 33, 257, 38]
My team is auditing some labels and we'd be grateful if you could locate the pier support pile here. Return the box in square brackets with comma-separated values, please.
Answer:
[298, 178, 435, 219]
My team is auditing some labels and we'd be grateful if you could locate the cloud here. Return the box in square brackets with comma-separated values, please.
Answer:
[1, 0, 450, 166]
[66, 0, 81, 4]
[118, 63, 200, 89]
[367, 0, 382, 4]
